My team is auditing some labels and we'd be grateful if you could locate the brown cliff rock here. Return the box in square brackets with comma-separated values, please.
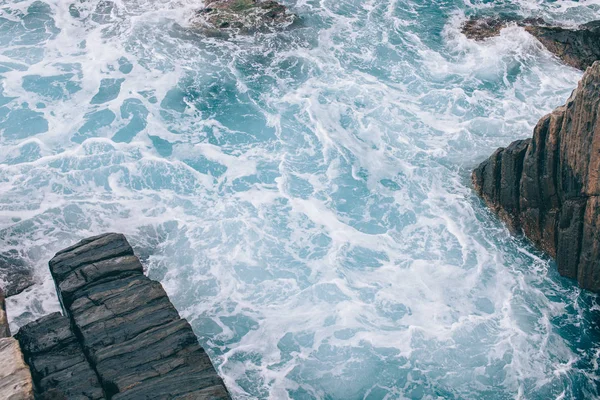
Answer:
[473, 61, 600, 290]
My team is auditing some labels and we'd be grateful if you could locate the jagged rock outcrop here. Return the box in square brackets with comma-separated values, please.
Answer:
[16, 313, 104, 399]
[0, 288, 34, 400]
[12, 233, 230, 400]
[462, 17, 600, 70]
[193, 0, 296, 35]
[1, 288, 9, 338]
[473, 61, 600, 291]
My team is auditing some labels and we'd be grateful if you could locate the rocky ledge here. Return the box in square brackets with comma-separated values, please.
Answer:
[192, 0, 297, 35]
[473, 61, 600, 291]
[462, 16, 600, 70]
[4, 233, 230, 399]
[0, 288, 34, 400]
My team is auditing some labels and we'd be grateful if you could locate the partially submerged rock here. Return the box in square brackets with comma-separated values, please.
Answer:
[194, 0, 296, 35]
[473, 62, 600, 291]
[461, 16, 600, 70]
[0, 253, 35, 297]
[525, 21, 600, 70]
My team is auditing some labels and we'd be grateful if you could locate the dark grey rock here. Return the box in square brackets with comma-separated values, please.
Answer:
[48, 233, 230, 399]
[473, 62, 600, 291]
[462, 16, 600, 70]
[15, 312, 104, 400]
[0, 252, 35, 297]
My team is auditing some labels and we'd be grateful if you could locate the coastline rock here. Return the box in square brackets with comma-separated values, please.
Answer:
[525, 21, 600, 71]
[0, 338, 34, 400]
[472, 61, 600, 291]
[47, 233, 230, 399]
[15, 312, 104, 399]
[0, 253, 35, 297]
[193, 0, 296, 35]
[1, 288, 9, 338]
[461, 16, 600, 70]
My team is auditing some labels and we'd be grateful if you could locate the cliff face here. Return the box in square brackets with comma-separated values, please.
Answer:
[473, 61, 600, 291]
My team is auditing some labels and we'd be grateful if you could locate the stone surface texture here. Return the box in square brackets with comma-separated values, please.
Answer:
[15, 312, 104, 400]
[45, 232, 230, 399]
[1, 287, 9, 338]
[194, 0, 296, 35]
[462, 17, 600, 70]
[0, 253, 35, 297]
[0, 338, 34, 400]
[473, 62, 600, 291]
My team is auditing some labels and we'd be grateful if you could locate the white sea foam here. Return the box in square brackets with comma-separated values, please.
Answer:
[1, 0, 600, 398]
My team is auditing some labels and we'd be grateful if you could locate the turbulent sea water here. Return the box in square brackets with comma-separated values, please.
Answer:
[2, 0, 600, 398]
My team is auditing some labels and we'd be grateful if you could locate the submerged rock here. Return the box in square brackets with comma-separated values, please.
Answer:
[472, 61, 600, 291]
[461, 16, 600, 70]
[194, 0, 296, 35]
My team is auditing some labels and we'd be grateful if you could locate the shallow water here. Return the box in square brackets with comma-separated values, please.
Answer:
[2, 0, 600, 398]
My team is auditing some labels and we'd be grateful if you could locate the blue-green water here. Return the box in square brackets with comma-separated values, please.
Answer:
[2, 0, 600, 398]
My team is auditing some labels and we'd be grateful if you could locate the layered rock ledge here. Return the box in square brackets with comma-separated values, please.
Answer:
[462, 17, 600, 70]
[473, 61, 600, 291]
[9, 233, 230, 399]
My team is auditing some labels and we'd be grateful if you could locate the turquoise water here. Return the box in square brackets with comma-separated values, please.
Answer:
[2, 0, 600, 398]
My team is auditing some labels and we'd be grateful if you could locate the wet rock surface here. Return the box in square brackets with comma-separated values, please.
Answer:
[193, 0, 296, 35]
[1, 288, 9, 338]
[0, 338, 34, 400]
[5, 233, 229, 400]
[461, 16, 600, 70]
[525, 21, 600, 71]
[0, 299, 34, 400]
[16, 312, 104, 400]
[473, 62, 600, 291]
[46, 233, 230, 399]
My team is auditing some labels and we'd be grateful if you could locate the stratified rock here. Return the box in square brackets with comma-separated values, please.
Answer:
[461, 17, 600, 70]
[0, 337, 34, 400]
[473, 61, 600, 291]
[461, 15, 546, 41]
[48, 233, 230, 399]
[1, 288, 9, 338]
[15, 312, 105, 400]
[194, 0, 296, 35]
